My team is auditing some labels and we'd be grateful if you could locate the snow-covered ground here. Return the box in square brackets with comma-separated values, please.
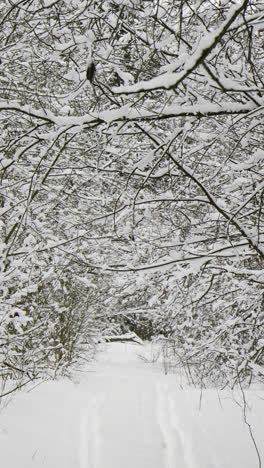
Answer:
[0, 341, 263, 468]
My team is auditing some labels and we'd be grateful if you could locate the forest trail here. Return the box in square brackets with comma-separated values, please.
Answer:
[78, 344, 166, 468]
[0, 342, 264, 468]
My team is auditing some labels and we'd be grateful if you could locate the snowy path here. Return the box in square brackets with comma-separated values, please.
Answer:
[81, 376, 165, 468]
[0, 342, 264, 468]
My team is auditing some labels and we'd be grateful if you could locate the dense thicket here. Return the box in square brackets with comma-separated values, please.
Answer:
[1, 0, 264, 392]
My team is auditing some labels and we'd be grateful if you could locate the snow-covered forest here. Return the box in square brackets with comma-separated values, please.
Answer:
[1, 0, 264, 394]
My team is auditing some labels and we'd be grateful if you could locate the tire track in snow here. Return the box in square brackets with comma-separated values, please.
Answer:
[156, 383, 198, 468]
[97, 378, 166, 468]
[156, 382, 187, 467]
[79, 394, 104, 468]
